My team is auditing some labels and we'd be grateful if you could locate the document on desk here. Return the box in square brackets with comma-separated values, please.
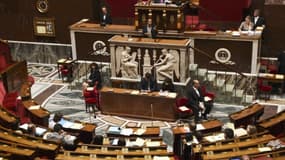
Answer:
[234, 128, 248, 137]
[134, 138, 145, 147]
[29, 105, 41, 110]
[131, 90, 140, 95]
[35, 127, 47, 136]
[107, 126, 121, 134]
[134, 128, 146, 135]
[167, 93, 177, 98]
[58, 119, 74, 128]
[120, 128, 133, 136]
[204, 133, 225, 142]
[153, 156, 170, 160]
[258, 147, 272, 152]
[146, 141, 160, 147]
[69, 123, 83, 129]
[196, 124, 205, 130]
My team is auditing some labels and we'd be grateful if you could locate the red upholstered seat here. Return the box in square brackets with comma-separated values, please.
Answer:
[175, 97, 192, 122]
[60, 65, 72, 82]
[200, 85, 215, 100]
[257, 79, 272, 100]
[0, 54, 8, 71]
[267, 64, 278, 74]
[83, 86, 100, 112]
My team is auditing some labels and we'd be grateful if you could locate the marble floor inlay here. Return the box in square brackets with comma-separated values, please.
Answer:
[27, 63, 284, 134]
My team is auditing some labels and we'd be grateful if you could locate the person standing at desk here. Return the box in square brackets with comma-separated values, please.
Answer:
[142, 19, 158, 39]
[100, 6, 112, 26]
[140, 72, 157, 92]
[252, 9, 265, 30]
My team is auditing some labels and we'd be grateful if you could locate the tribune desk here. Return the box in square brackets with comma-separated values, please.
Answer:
[101, 87, 177, 121]
[70, 21, 261, 74]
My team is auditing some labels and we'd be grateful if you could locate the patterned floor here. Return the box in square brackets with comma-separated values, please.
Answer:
[28, 63, 284, 134]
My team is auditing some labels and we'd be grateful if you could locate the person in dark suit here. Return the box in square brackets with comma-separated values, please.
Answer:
[140, 72, 157, 92]
[161, 77, 175, 92]
[252, 9, 265, 30]
[100, 6, 112, 26]
[142, 19, 158, 39]
[88, 63, 102, 89]
[278, 51, 285, 93]
[186, 80, 204, 122]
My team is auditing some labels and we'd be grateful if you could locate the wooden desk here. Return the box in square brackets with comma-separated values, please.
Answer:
[70, 21, 261, 74]
[202, 147, 272, 160]
[258, 110, 285, 129]
[101, 87, 177, 121]
[22, 100, 50, 127]
[198, 119, 223, 134]
[0, 106, 19, 130]
[0, 131, 58, 152]
[201, 134, 275, 152]
[56, 154, 175, 160]
[229, 103, 264, 127]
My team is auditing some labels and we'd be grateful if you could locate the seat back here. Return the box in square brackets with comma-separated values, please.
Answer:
[176, 97, 189, 107]
[185, 15, 199, 26]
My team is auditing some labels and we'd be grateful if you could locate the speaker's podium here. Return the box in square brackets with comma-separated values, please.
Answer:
[134, 1, 184, 32]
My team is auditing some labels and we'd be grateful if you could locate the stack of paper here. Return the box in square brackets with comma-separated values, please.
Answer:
[120, 128, 133, 136]
[131, 90, 140, 95]
[258, 147, 272, 152]
[178, 106, 189, 112]
[196, 124, 205, 131]
[70, 123, 83, 130]
[146, 141, 160, 147]
[107, 126, 121, 135]
[167, 93, 177, 98]
[29, 105, 41, 110]
[134, 128, 146, 135]
[58, 119, 74, 128]
[204, 133, 225, 142]
[35, 127, 47, 136]
[134, 138, 145, 147]
[234, 128, 247, 137]
[153, 156, 170, 160]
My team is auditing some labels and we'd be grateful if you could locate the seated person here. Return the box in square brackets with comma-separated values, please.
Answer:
[182, 133, 193, 160]
[100, 6, 112, 25]
[224, 128, 234, 139]
[62, 134, 79, 151]
[239, 15, 254, 31]
[140, 72, 157, 92]
[43, 124, 65, 142]
[49, 112, 63, 129]
[88, 63, 102, 89]
[142, 19, 158, 39]
[161, 77, 175, 92]
[92, 135, 104, 145]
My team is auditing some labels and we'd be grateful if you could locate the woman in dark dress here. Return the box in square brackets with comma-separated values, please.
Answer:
[88, 63, 102, 89]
